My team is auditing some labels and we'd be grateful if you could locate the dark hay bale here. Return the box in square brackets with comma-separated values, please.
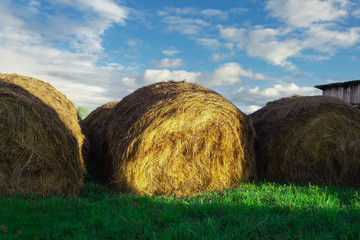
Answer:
[251, 95, 360, 187]
[82, 101, 120, 141]
[81, 101, 120, 181]
[97, 81, 255, 197]
[0, 74, 84, 195]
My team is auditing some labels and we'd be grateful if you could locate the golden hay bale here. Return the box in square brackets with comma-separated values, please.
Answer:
[0, 81, 83, 195]
[0, 73, 85, 169]
[97, 81, 255, 197]
[81, 101, 120, 180]
[250, 95, 360, 187]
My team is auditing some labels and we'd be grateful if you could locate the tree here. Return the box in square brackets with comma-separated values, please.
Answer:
[77, 106, 90, 120]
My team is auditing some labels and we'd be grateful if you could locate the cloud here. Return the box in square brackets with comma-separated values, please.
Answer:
[228, 83, 321, 113]
[249, 83, 318, 97]
[151, 58, 184, 69]
[159, 7, 228, 19]
[266, 0, 348, 28]
[208, 62, 270, 86]
[303, 24, 360, 53]
[159, 7, 227, 35]
[210, 62, 252, 85]
[195, 38, 222, 48]
[239, 105, 262, 114]
[121, 77, 137, 87]
[219, 26, 301, 69]
[162, 16, 210, 34]
[219, 26, 247, 46]
[127, 38, 142, 47]
[229, 8, 249, 15]
[0, 0, 129, 110]
[219, 8, 360, 69]
[201, 9, 228, 19]
[143, 69, 201, 83]
[162, 47, 181, 56]
[158, 7, 197, 16]
[353, 8, 360, 18]
[42, 0, 128, 53]
[56, 0, 128, 24]
[211, 53, 228, 62]
[246, 28, 301, 69]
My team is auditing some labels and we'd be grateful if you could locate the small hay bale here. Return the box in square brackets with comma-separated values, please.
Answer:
[81, 101, 120, 180]
[97, 81, 255, 197]
[251, 95, 360, 187]
[82, 101, 120, 141]
[0, 74, 84, 195]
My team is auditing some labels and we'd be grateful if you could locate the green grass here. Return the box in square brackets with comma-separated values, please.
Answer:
[1, 182, 359, 239]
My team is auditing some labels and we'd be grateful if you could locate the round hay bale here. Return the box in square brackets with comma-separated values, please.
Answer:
[97, 81, 255, 197]
[0, 73, 85, 169]
[250, 95, 360, 187]
[0, 81, 83, 195]
[81, 101, 120, 181]
[82, 101, 120, 140]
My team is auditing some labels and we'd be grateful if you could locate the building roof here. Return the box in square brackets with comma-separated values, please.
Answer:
[315, 80, 360, 90]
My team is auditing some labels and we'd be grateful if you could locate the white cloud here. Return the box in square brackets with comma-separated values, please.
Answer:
[228, 83, 321, 113]
[239, 105, 262, 114]
[219, 12, 360, 69]
[246, 28, 302, 69]
[46, 0, 128, 53]
[249, 83, 318, 97]
[28, 0, 41, 13]
[219, 26, 247, 47]
[162, 47, 181, 56]
[159, 7, 228, 19]
[102, 63, 124, 71]
[196, 38, 221, 48]
[304, 24, 360, 53]
[121, 77, 137, 87]
[151, 58, 184, 69]
[127, 38, 141, 47]
[209, 62, 268, 86]
[143, 69, 201, 83]
[163, 16, 210, 34]
[211, 53, 228, 62]
[158, 7, 197, 16]
[211, 62, 252, 85]
[219, 26, 301, 69]
[59, 0, 128, 24]
[159, 7, 226, 35]
[229, 8, 249, 15]
[201, 9, 228, 19]
[266, 0, 348, 28]
[0, 0, 129, 110]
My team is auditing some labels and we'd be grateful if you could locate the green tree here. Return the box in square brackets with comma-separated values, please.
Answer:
[77, 106, 90, 120]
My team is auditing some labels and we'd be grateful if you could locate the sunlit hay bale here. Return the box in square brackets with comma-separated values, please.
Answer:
[0, 81, 83, 195]
[81, 101, 120, 180]
[0, 73, 85, 170]
[250, 95, 360, 187]
[98, 81, 256, 197]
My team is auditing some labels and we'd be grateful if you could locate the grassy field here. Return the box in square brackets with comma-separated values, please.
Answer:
[0, 181, 359, 239]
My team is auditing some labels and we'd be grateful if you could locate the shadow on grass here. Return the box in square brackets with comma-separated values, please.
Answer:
[1, 182, 359, 239]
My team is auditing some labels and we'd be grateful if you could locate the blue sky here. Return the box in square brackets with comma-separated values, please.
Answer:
[1, 0, 360, 113]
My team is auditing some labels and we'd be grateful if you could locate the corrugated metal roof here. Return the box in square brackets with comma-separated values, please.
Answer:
[314, 80, 360, 90]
